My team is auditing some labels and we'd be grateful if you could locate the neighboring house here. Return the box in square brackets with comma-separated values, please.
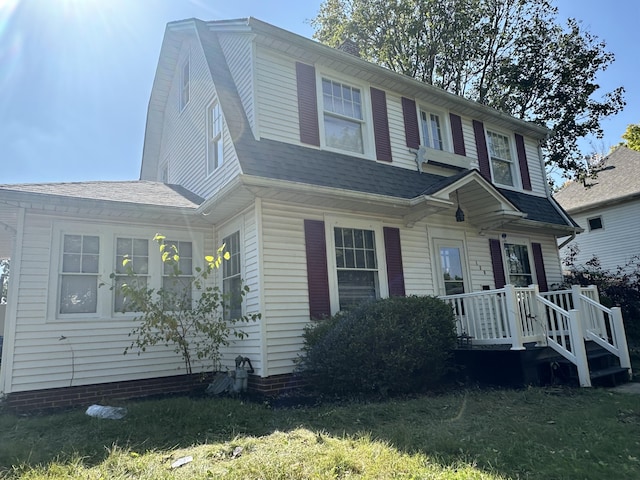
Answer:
[0, 18, 627, 409]
[555, 146, 640, 272]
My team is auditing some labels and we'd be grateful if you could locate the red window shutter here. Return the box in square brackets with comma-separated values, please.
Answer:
[370, 87, 392, 162]
[449, 113, 466, 156]
[531, 242, 549, 292]
[296, 62, 320, 147]
[401, 97, 420, 149]
[473, 120, 491, 181]
[489, 239, 506, 289]
[515, 134, 532, 191]
[383, 227, 406, 297]
[304, 219, 331, 319]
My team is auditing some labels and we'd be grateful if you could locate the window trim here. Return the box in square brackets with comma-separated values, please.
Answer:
[219, 221, 244, 320]
[324, 216, 389, 314]
[48, 223, 204, 320]
[501, 237, 536, 287]
[486, 128, 519, 188]
[179, 55, 190, 112]
[316, 72, 373, 158]
[419, 106, 450, 152]
[587, 216, 603, 231]
[206, 100, 224, 175]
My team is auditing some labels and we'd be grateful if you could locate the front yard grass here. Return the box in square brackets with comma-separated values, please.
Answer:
[0, 386, 639, 479]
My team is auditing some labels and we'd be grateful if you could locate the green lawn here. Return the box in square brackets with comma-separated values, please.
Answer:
[1, 386, 639, 479]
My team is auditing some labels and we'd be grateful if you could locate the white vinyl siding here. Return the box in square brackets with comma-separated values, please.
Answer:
[560, 200, 640, 273]
[156, 35, 241, 199]
[218, 32, 256, 134]
[2, 213, 215, 394]
[255, 46, 299, 144]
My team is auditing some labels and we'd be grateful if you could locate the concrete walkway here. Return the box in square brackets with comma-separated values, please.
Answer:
[610, 381, 640, 394]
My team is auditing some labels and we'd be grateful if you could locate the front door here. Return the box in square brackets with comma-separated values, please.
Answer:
[434, 239, 467, 296]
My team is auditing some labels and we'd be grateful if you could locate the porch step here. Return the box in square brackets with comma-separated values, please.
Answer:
[543, 343, 630, 387]
[589, 366, 630, 384]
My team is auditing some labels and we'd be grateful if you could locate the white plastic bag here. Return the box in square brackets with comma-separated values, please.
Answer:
[85, 404, 127, 419]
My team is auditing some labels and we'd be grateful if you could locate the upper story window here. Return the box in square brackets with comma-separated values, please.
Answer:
[59, 234, 100, 314]
[207, 101, 224, 174]
[321, 78, 364, 154]
[486, 130, 515, 187]
[180, 58, 190, 111]
[420, 109, 444, 151]
[588, 216, 603, 231]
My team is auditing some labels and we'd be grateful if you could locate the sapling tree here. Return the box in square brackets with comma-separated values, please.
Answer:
[115, 234, 260, 374]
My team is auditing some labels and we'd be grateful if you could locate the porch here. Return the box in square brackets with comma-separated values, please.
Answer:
[440, 285, 633, 387]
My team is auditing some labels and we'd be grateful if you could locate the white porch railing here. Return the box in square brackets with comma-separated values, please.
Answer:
[440, 284, 633, 387]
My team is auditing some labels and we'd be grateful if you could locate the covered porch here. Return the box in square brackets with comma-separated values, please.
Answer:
[440, 285, 633, 387]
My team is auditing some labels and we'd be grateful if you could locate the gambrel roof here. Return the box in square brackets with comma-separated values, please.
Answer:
[554, 146, 640, 213]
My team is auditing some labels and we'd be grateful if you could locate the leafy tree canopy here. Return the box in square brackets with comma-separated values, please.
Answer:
[621, 123, 640, 152]
[311, 0, 625, 181]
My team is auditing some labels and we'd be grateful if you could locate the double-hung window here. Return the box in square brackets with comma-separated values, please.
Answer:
[207, 101, 224, 174]
[322, 78, 364, 154]
[334, 227, 379, 309]
[162, 240, 193, 311]
[504, 242, 533, 287]
[180, 58, 190, 111]
[222, 231, 242, 320]
[420, 109, 444, 151]
[487, 131, 515, 186]
[114, 237, 149, 312]
[59, 234, 100, 314]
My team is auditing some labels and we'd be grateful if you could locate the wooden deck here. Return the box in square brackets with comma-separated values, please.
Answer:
[440, 285, 632, 387]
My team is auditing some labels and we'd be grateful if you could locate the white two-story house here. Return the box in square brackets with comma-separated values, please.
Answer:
[0, 18, 629, 410]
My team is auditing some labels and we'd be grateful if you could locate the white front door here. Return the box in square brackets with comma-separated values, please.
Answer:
[434, 239, 467, 296]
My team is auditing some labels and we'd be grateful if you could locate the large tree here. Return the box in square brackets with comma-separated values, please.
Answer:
[621, 123, 640, 152]
[311, 0, 624, 181]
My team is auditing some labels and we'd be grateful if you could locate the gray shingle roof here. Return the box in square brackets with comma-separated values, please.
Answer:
[195, 24, 573, 229]
[554, 146, 640, 212]
[0, 181, 203, 208]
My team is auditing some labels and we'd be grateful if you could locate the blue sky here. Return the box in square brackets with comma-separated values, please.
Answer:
[0, 0, 637, 184]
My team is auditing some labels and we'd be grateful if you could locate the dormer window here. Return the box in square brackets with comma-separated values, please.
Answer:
[420, 109, 444, 151]
[486, 130, 515, 187]
[321, 78, 364, 154]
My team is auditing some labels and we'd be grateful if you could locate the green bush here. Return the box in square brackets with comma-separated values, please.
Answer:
[298, 296, 457, 396]
[560, 245, 640, 346]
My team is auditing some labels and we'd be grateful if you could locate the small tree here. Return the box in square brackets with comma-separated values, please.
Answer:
[116, 234, 260, 374]
[560, 244, 640, 345]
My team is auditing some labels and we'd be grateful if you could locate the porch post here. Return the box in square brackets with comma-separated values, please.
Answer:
[612, 307, 633, 379]
[569, 308, 591, 387]
[530, 284, 547, 346]
[505, 284, 525, 350]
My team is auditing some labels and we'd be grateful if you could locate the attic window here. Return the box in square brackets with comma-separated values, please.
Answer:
[588, 216, 603, 231]
[180, 58, 190, 111]
[321, 78, 364, 154]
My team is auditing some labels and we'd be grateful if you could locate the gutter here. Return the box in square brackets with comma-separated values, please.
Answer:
[558, 231, 577, 250]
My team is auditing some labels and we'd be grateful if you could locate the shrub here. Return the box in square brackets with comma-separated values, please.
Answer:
[298, 295, 457, 396]
[560, 245, 640, 345]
